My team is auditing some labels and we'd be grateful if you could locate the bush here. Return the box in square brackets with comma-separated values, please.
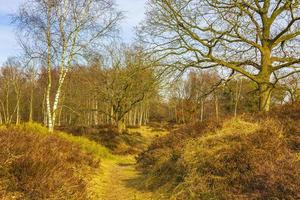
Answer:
[18, 123, 112, 159]
[0, 126, 100, 200]
[138, 114, 300, 199]
[172, 119, 300, 199]
[271, 102, 300, 152]
[60, 125, 148, 155]
[137, 120, 222, 189]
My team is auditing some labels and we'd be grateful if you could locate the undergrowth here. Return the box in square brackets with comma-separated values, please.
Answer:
[60, 125, 151, 155]
[137, 103, 300, 200]
[17, 123, 112, 159]
[0, 123, 106, 199]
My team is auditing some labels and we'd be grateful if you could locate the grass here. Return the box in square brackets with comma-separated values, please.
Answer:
[14, 122, 113, 159]
[0, 124, 102, 199]
[0, 122, 121, 200]
[137, 116, 300, 200]
[60, 124, 169, 155]
[78, 125, 169, 200]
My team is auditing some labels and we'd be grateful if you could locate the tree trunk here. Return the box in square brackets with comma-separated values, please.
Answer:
[29, 86, 34, 122]
[215, 93, 219, 121]
[174, 106, 178, 123]
[133, 108, 137, 126]
[117, 120, 126, 133]
[181, 99, 185, 123]
[138, 105, 143, 126]
[258, 83, 272, 111]
[15, 87, 21, 125]
[200, 99, 204, 122]
[234, 80, 242, 117]
[94, 99, 99, 126]
[110, 106, 114, 125]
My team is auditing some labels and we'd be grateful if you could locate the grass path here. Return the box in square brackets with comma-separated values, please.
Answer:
[87, 126, 169, 200]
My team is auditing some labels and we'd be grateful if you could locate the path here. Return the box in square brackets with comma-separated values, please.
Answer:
[87, 126, 168, 200]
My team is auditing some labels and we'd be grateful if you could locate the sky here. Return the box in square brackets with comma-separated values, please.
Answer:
[0, 0, 147, 64]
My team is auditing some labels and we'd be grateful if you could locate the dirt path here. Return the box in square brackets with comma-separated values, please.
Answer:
[97, 156, 156, 200]
[87, 127, 168, 200]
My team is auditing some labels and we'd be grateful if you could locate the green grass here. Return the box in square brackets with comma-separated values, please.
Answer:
[10, 122, 113, 160]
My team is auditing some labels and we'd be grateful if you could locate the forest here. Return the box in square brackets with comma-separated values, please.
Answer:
[0, 0, 300, 199]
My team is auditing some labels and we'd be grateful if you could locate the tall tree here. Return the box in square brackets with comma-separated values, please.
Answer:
[140, 0, 300, 111]
[15, 0, 122, 132]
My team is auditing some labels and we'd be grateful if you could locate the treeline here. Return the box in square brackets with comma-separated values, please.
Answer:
[0, 47, 157, 132]
[1, 56, 299, 129]
[152, 70, 300, 123]
[3, 0, 300, 132]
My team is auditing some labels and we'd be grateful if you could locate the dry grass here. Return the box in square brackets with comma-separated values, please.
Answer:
[0, 123, 107, 200]
[60, 125, 168, 155]
[172, 118, 300, 200]
[137, 104, 300, 200]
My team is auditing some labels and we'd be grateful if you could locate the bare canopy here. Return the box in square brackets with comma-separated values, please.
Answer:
[14, 0, 122, 131]
[140, 0, 300, 111]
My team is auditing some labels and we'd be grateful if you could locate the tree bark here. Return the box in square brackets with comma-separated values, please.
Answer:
[29, 86, 34, 122]
[117, 120, 126, 133]
[258, 83, 272, 112]
[200, 99, 204, 122]
[234, 80, 242, 117]
[215, 93, 219, 121]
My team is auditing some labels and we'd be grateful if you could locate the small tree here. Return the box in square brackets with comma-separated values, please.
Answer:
[0, 58, 24, 124]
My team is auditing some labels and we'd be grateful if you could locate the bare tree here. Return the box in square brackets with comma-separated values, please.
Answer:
[25, 64, 38, 122]
[280, 73, 300, 103]
[15, 0, 122, 132]
[98, 47, 157, 132]
[140, 0, 300, 111]
[0, 58, 24, 124]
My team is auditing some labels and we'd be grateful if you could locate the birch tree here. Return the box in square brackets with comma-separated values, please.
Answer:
[140, 0, 300, 111]
[15, 0, 122, 132]
[0, 58, 24, 124]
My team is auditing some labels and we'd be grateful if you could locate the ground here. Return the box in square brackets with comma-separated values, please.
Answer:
[87, 126, 169, 200]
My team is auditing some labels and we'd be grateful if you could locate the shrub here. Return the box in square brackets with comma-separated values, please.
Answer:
[17, 122, 112, 159]
[137, 120, 222, 189]
[138, 115, 300, 199]
[172, 119, 300, 199]
[60, 125, 148, 155]
[0, 127, 100, 200]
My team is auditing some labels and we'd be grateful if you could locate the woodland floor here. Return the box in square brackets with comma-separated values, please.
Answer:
[87, 127, 169, 200]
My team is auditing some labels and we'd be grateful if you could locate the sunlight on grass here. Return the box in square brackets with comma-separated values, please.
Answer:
[13, 122, 113, 159]
[128, 126, 169, 142]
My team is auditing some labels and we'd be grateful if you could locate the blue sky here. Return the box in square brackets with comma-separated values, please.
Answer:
[0, 0, 147, 64]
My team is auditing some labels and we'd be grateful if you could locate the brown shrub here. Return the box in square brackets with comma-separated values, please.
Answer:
[172, 119, 300, 200]
[138, 113, 300, 199]
[0, 128, 99, 200]
[60, 126, 147, 155]
[271, 102, 300, 152]
[246, 102, 300, 151]
[136, 120, 222, 189]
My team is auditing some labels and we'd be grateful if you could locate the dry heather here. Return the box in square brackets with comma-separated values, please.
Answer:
[172, 119, 300, 200]
[60, 125, 149, 155]
[137, 104, 300, 200]
[0, 125, 100, 200]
